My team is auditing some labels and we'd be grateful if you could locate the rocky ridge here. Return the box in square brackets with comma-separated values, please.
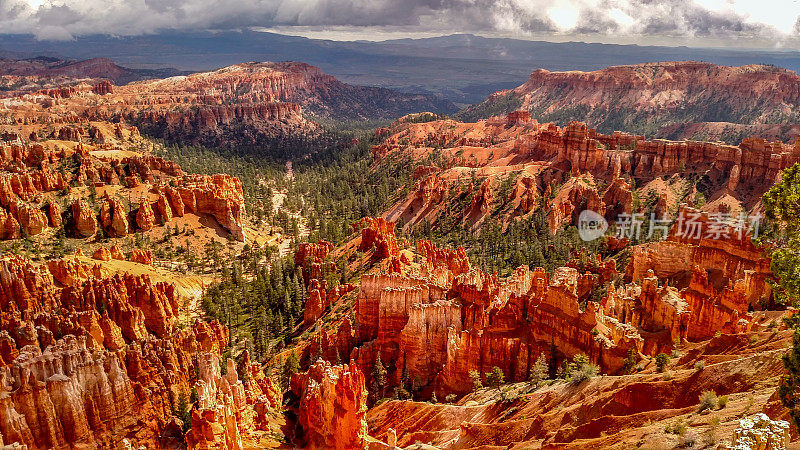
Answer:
[374, 114, 800, 234]
[459, 61, 800, 143]
[0, 138, 246, 243]
[290, 360, 368, 450]
[1, 61, 453, 149]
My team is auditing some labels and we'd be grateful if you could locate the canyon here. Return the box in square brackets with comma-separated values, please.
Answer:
[1, 52, 800, 450]
[0, 137, 246, 243]
[0, 252, 285, 449]
[286, 209, 794, 448]
[275, 109, 800, 448]
[0, 64, 282, 448]
[0, 57, 187, 93]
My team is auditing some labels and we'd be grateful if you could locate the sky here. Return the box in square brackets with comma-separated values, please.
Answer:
[2, 0, 800, 48]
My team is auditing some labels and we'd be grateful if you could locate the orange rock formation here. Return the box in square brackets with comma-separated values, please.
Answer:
[0, 255, 276, 449]
[290, 360, 368, 449]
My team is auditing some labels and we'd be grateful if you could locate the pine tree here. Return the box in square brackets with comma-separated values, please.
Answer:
[655, 353, 670, 373]
[623, 347, 639, 374]
[529, 353, 548, 387]
[762, 163, 800, 427]
[372, 352, 387, 400]
[486, 366, 504, 390]
[315, 342, 324, 363]
[175, 391, 192, 432]
[548, 339, 559, 378]
[469, 370, 482, 391]
[781, 315, 800, 428]
[282, 351, 300, 391]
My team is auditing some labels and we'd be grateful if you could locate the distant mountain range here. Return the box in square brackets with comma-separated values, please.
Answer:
[0, 56, 189, 84]
[4, 31, 800, 105]
[459, 61, 800, 143]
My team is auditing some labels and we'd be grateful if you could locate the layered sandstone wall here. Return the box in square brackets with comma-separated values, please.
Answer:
[302, 215, 767, 399]
[373, 113, 799, 232]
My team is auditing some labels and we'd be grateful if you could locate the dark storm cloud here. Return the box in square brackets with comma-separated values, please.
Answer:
[0, 0, 793, 41]
[634, 0, 768, 36]
[572, 7, 622, 34]
[0, 0, 26, 21]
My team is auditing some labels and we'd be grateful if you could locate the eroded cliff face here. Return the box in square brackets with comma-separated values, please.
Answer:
[0, 62, 313, 148]
[177, 174, 246, 242]
[366, 331, 793, 448]
[347, 246, 644, 396]
[619, 206, 773, 341]
[289, 212, 799, 448]
[376, 113, 799, 234]
[294, 212, 774, 402]
[186, 352, 282, 450]
[1, 60, 453, 149]
[0, 255, 276, 449]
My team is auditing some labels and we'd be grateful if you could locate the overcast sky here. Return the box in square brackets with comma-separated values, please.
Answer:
[2, 0, 800, 48]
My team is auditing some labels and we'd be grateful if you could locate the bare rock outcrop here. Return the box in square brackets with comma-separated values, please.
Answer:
[354, 217, 398, 260]
[71, 199, 97, 237]
[729, 413, 790, 450]
[290, 360, 368, 450]
[178, 174, 245, 242]
[129, 250, 153, 265]
[100, 197, 130, 237]
[136, 200, 155, 231]
[0, 254, 273, 449]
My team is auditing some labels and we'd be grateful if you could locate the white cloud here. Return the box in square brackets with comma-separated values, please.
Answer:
[548, 5, 579, 31]
[608, 8, 634, 29]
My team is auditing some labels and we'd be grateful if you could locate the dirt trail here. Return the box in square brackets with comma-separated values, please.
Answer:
[181, 276, 211, 324]
[272, 160, 309, 257]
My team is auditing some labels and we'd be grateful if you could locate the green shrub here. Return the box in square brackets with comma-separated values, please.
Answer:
[570, 354, 599, 383]
[694, 360, 706, 370]
[665, 418, 687, 436]
[623, 348, 639, 374]
[529, 353, 548, 387]
[704, 417, 720, 446]
[698, 390, 718, 412]
[557, 360, 574, 380]
[655, 353, 670, 373]
[393, 387, 410, 400]
[571, 362, 599, 383]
